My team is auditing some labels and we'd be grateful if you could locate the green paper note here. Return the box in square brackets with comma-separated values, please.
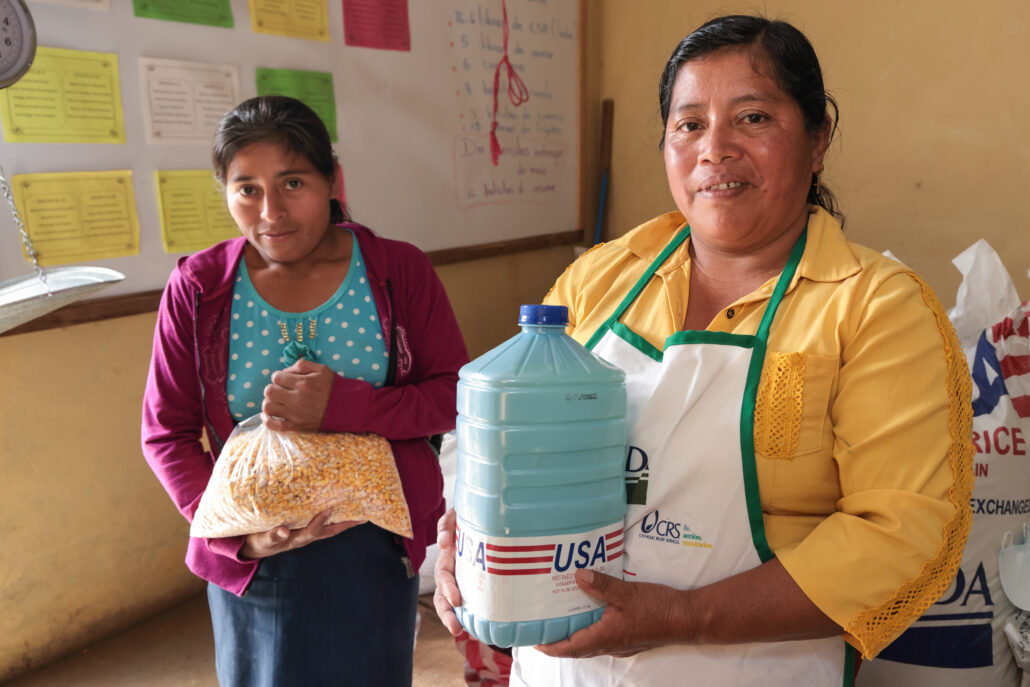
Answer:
[256, 68, 337, 142]
[133, 0, 234, 28]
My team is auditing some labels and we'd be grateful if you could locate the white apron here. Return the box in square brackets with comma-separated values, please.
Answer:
[513, 226, 856, 686]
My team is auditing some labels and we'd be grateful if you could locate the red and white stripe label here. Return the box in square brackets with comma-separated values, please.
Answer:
[454, 517, 624, 623]
[990, 302, 1030, 418]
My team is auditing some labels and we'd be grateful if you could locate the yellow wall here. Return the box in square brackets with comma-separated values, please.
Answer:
[0, 314, 202, 680]
[5, 0, 1030, 681]
[595, 0, 1030, 302]
[0, 246, 574, 682]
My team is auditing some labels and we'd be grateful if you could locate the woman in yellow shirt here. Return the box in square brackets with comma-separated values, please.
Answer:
[435, 14, 973, 686]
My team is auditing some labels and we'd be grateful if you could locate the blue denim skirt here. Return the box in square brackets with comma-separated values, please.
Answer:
[207, 524, 419, 687]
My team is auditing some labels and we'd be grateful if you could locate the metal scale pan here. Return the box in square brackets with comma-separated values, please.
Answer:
[0, 0, 125, 336]
[0, 266, 125, 335]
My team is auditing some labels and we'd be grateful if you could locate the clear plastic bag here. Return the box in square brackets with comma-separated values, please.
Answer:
[190, 415, 412, 539]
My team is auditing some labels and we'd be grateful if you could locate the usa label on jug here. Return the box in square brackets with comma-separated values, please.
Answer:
[454, 517, 624, 623]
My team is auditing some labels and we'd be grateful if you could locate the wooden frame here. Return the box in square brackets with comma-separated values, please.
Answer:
[1, 228, 585, 336]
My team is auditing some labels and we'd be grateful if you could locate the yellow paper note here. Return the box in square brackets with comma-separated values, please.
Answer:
[0, 47, 126, 143]
[156, 170, 240, 253]
[248, 0, 330, 41]
[11, 171, 140, 266]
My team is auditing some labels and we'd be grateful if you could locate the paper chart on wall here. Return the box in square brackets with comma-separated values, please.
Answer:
[132, 0, 234, 28]
[139, 57, 240, 145]
[248, 0, 330, 41]
[11, 171, 140, 266]
[342, 0, 411, 51]
[255, 67, 336, 141]
[0, 47, 125, 143]
[155, 170, 239, 254]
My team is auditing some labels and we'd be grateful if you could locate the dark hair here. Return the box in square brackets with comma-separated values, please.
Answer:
[658, 15, 841, 220]
[212, 95, 349, 224]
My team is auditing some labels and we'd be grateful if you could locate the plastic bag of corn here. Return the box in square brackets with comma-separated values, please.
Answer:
[190, 415, 412, 539]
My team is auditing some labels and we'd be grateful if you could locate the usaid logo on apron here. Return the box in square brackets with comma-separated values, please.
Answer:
[625, 445, 649, 504]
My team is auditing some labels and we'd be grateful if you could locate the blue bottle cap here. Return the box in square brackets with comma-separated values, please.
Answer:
[518, 304, 568, 325]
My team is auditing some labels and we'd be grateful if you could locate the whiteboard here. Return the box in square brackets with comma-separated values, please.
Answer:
[0, 0, 579, 297]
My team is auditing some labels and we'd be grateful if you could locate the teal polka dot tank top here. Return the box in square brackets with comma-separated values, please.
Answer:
[226, 230, 388, 420]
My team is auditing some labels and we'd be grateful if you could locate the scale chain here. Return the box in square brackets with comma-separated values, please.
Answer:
[0, 166, 50, 296]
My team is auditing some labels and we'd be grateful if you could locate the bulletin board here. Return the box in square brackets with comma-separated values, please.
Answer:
[0, 0, 582, 329]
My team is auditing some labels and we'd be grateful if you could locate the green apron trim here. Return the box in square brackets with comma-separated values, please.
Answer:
[740, 334, 772, 561]
[585, 223, 691, 351]
[609, 325, 759, 362]
[665, 330, 756, 349]
[610, 322, 664, 362]
[842, 644, 856, 687]
[742, 227, 808, 562]
[756, 227, 808, 341]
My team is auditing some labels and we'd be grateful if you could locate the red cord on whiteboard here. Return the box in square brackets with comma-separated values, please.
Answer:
[489, 0, 529, 165]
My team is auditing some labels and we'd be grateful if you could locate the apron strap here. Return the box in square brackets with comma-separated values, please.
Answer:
[587, 222, 807, 351]
[755, 227, 808, 342]
[741, 226, 808, 562]
[585, 224, 691, 350]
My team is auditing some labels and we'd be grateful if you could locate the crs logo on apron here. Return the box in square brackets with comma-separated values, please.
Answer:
[625, 445, 649, 504]
[639, 509, 714, 549]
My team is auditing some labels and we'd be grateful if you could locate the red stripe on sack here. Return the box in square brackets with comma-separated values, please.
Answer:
[486, 543, 555, 552]
[485, 555, 552, 564]
[993, 317, 1020, 341]
[605, 529, 624, 540]
[606, 539, 623, 551]
[1000, 355, 1030, 378]
[608, 551, 623, 561]
[624, 569, 636, 576]
[1020, 316, 1030, 338]
[464, 630, 483, 670]
[486, 567, 551, 575]
[1013, 395, 1030, 419]
[495, 649, 514, 673]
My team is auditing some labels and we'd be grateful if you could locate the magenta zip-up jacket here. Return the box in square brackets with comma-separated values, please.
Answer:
[142, 223, 469, 595]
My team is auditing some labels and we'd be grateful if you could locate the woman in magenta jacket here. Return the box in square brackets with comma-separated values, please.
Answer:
[141, 95, 468, 686]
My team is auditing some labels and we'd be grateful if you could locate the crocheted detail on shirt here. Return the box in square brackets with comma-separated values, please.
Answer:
[754, 351, 806, 460]
[846, 273, 975, 658]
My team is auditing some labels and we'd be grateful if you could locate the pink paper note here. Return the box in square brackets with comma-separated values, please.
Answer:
[342, 0, 411, 52]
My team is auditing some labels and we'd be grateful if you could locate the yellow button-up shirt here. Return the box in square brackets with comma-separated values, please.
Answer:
[544, 208, 974, 658]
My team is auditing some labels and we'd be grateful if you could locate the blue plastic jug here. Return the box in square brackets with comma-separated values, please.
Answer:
[453, 304, 628, 648]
